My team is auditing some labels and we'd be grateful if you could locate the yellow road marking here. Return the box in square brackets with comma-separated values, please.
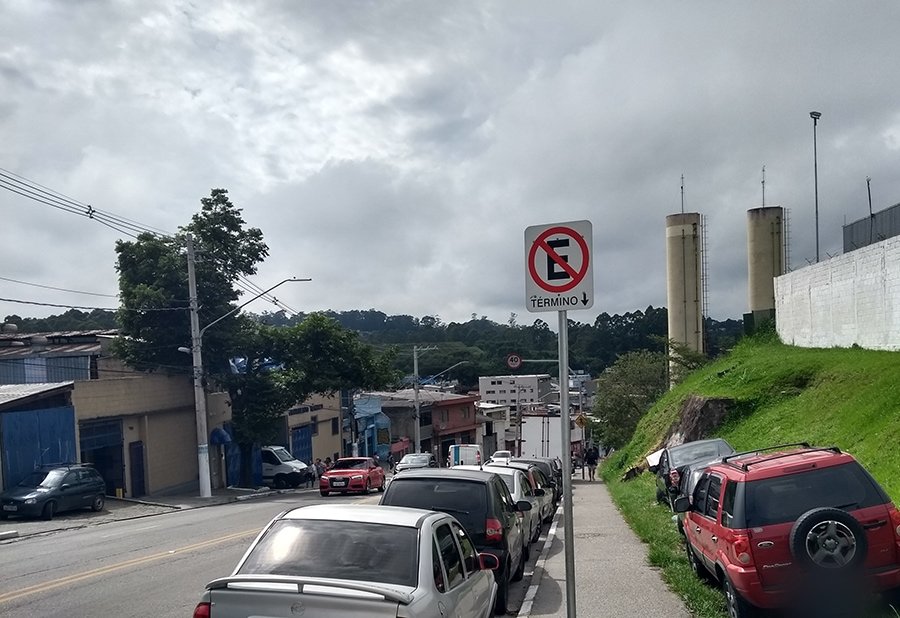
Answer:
[0, 528, 257, 605]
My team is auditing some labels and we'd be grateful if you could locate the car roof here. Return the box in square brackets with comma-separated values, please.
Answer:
[486, 461, 534, 473]
[459, 464, 520, 478]
[388, 468, 498, 483]
[280, 504, 438, 528]
[668, 438, 730, 453]
[709, 447, 855, 482]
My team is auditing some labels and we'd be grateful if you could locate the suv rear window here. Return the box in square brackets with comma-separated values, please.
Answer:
[383, 478, 488, 536]
[744, 462, 888, 527]
[238, 520, 418, 586]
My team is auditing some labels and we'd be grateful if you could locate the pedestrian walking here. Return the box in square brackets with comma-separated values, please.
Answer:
[585, 446, 600, 482]
[306, 459, 318, 488]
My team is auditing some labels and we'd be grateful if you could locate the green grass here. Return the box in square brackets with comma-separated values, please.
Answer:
[601, 337, 900, 617]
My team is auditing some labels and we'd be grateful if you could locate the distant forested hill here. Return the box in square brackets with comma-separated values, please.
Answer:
[3, 309, 118, 333]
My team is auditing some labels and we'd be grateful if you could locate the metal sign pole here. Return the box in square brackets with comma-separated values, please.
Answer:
[558, 309, 577, 618]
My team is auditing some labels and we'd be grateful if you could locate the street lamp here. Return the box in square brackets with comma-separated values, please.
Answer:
[412, 348, 469, 454]
[184, 235, 310, 498]
[810, 111, 822, 263]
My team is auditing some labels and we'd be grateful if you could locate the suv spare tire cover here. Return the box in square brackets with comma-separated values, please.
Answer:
[788, 507, 867, 570]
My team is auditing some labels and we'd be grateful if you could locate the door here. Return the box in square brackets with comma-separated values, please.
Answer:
[291, 425, 313, 464]
[452, 521, 494, 615]
[129, 441, 146, 498]
[79, 419, 124, 496]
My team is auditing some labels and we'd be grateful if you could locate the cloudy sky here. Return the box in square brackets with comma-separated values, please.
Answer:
[3, 1, 900, 329]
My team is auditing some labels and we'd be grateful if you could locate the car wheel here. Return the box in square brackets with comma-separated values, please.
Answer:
[724, 574, 757, 618]
[789, 507, 868, 570]
[493, 564, 510, 614]
[512, 547, 526, 581]
[377, 477, 386, 492]
[320, 490, 329, 497]
[364, 479, 371, 494]
[523, 539, 531, 562]
[42, 500, 56, 521]
[685, 541, 712, 583]
[273, 475, 288, 490]
[91, 494, 105, 512]
[656, 488, 666, 503]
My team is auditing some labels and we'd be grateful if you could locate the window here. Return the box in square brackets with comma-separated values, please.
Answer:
[435, 524, 465, 589]
[310, 415, 318, 436]
[432, 538, 446, 592]
[518, 472, 532, 496]
[462, 407, 470, 418]
[453, 522, 478, 575]
[721, 481, 737, 528]
[440, 411, 449, 423]
[495, 478, 516, 513]
[693, 475, 710, 514]
[262, 451, 280, 465]
[704, 475, 722, 520]
[331, 417, 339, 435]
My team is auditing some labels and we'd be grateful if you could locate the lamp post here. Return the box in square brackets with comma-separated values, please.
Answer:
[411, 347, 468, 454]
[810, 111, 822, 263]
[184, 235, 309, 497]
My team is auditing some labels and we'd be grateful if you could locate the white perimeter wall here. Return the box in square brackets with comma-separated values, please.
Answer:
[775, 236, 900, 350]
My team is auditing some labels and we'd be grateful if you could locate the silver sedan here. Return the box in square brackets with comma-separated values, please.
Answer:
[193, 504, 499, 618]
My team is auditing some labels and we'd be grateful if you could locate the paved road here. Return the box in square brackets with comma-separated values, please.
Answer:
[0, 487, 551, 616]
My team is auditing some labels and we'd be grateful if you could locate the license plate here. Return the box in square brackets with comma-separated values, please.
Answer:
[3, 505, 16, 512]
[331, 480, 347, 487]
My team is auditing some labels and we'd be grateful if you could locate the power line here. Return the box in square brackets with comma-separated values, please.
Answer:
[0, 275, 118, 298]
[0, 297, 188, 312]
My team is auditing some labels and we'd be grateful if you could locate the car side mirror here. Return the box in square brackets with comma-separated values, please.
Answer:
[60, 483, 72, 490]
[534, 488, 546, 497]
[516, 500, 532, 512]
[478, 552, 500, 571]
[673, 496, 691, 513]
[648, 465, 658, 474]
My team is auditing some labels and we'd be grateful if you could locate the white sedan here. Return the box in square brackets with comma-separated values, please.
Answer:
[193, 504, 499, 618]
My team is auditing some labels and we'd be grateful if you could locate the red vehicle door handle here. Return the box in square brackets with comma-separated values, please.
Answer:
[862, 519, 887, 530]
[694, 526, 701, 534]
[711, 536, 718, 543]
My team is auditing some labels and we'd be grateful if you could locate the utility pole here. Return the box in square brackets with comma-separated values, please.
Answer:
[186, 235, 212, 499]
[412, 345, 436, 454]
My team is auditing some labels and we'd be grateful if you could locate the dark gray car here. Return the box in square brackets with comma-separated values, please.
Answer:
[0, 464, 106, 520]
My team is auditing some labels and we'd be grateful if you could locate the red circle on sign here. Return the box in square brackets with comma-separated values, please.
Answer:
[528, 226, 590, 293]
[507, 353, 522, 370]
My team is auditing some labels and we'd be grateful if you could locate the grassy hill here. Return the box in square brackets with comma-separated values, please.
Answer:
[601, 333, 900, 617]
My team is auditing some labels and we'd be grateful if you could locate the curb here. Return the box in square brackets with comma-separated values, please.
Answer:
[0, 530, 19, 540]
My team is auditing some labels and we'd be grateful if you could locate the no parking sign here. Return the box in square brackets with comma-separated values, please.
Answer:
[524, 220, 594, 313]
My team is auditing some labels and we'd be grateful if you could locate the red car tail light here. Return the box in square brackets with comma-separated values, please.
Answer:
[890, 506, 900, 539]
[732, 534, 754, 566]
[193, 602, 211, 618]
[668, 469, 681, 488]
[485, 518, 503, 543]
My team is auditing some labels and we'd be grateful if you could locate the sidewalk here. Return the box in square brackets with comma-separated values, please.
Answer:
[521, 478, 690, 618]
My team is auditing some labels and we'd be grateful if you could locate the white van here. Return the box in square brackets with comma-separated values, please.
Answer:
[260, 445, 309, 489]
[447, 444, 483, 467]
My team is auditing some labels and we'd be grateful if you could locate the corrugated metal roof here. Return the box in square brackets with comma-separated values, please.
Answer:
[0, 342, 102, 359]
[0, 329, 116, 341]
[0, 382, 75, 407]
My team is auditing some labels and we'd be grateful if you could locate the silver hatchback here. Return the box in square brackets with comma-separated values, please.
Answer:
[193, 504, 499, 618]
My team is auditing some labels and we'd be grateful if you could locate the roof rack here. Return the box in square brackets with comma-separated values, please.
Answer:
[722, 443, 842, 472]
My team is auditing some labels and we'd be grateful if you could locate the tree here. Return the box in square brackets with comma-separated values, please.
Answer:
[113, 189, 268, 373]
[593, 350, 667, 450]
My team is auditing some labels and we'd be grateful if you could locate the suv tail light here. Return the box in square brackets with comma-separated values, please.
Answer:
[668, 469, 681, 488]
[890, 506, 900, 539]
[485, 518, 503, 543]
[193, 602, 211, 618]
[731, 534, 754, 566]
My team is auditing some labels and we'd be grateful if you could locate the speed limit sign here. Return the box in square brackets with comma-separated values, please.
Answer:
[506, 353, 523, 370]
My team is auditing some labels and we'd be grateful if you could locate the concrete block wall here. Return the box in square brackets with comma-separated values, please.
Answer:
[775, 236, 900, 350]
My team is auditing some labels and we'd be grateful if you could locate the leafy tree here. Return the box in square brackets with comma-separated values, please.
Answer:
[592, 350, 667, 449]
[113, 188, 268, 373]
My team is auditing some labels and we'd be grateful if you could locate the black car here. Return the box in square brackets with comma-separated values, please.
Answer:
[0, 463, 106, 520]
[511, 457, 562, 505]
[379, 468, 531, 614]
[652, 438, 734, 510]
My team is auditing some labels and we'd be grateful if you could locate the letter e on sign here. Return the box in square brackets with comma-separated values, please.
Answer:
[524, 220, 594, 313]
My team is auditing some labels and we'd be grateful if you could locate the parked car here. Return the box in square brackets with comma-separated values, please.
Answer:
[488, 450, 513, 464]
[395, 453, 438, 473]
[379, 468, 531, 614]
[510, 457, 561, 505]
[652, 438, 735, 509]
[455, 464, 543, 558]
[193, 504, 499, 618]
[485, 460, 555, 525]
[260, 445, 310, 489]
[675, 443, 900, 617]
[0, 463, 106, 521]
[672, 456, 722, 535]
[320, 457, 386, 496]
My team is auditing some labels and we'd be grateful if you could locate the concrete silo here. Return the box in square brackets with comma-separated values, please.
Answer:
[746, 206, 785, 326]
[665, 213, 705, 355]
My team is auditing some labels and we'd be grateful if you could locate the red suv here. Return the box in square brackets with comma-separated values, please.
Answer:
[675, 443, 900, 617]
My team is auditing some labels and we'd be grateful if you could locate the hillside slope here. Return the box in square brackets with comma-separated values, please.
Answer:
[607, 333, 900, 501]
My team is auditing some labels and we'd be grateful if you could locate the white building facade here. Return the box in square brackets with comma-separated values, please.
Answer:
[478, 374, 554, 411]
